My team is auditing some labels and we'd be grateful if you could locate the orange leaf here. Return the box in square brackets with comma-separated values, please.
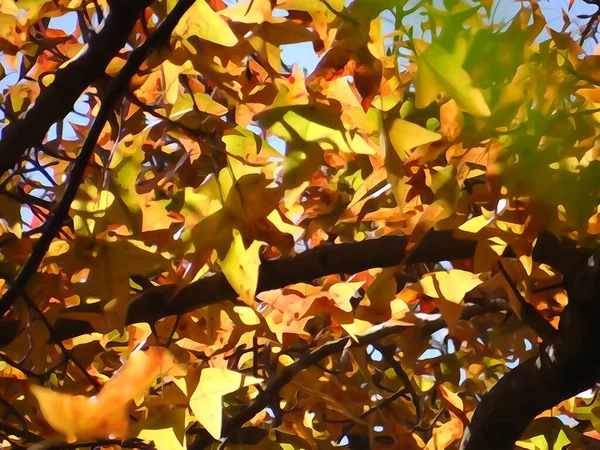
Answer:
[31, 346, 177, 442]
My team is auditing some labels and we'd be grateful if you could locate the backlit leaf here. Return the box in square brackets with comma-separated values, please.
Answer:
[31, 347, 176, 442]
[411, 270, 484, 330]
[220, 229, 265, 305]
[175, 0, 238, 47]
[416, 42, 491, 117]
[388, 119, 442, 160]
[190, 368, 262, 439]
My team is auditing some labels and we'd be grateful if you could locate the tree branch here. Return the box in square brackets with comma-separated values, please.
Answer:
[0, 0, 196, 320]
[188, 301, 510, 449]
[374, 343, 422, 426]
[461, 249, 600, 449]
[459, 344, 600, 450]
[0, 0, 151, 175]
[127, 229, 582, 325]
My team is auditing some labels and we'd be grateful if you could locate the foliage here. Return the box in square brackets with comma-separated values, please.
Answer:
[0, 0, 599, 449]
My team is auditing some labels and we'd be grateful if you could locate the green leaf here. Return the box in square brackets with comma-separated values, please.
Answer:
[256, 106, 375, 155]
[416, 42, 491, 117]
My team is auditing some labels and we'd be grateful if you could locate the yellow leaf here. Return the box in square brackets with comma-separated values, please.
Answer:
[415, 270, 484, 304]
[47, 240, 70, 257]
[190, 368, 263, 439]
[220, 0, 272, 23]
[175, 0, 238, 47]
[137, 407, 187, 450]
[278, 354, 296, 367]
[413, 374, 436, 394]
[458, 214, 492, 234]
[390, 297, 410, 318]
[388, 119, 442, 160]
[138, 427, 185, 450]
[220, 229, 265, 305]
[341, 318, 373, 342]
[234, 305, 261, 325]
[412, 270, 484, 330]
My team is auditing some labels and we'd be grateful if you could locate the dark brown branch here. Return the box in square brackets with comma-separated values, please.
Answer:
[419, 297, 510, 336]
[127, 229, 580, 325]
[461, 249, 600, 449]
[459, 347, 600, 450]
[0, 422, 41, 443]
[0, 0, 152, 176]
[0, 0, 196, 320]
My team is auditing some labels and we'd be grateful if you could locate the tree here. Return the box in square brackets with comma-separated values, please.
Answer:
[0, 0, 599, 448]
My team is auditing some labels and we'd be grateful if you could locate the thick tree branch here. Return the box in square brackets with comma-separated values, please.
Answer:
[127, 229, 582, 325]
[0, 0, 150, 175]
[0, 0, 196, 320]
[461, 250, 600, 449]
[460, 353, 600, 450]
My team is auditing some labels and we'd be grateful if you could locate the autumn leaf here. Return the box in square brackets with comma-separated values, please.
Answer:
[137, 407, 187, 450]
[190, 368, 262, 439]
[388, 118, 442, 160]
[175, 0, 238, 47]
[425, 413, 464, 450]
[411, 270, 485, 331]
[219, 229, 265, 305]
[4, 1, 600, 449]
[31, 346, 177, 442]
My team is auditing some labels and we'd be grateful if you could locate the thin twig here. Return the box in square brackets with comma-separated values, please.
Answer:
[0, 421, 41, 443]
[320, 0, 359, 27]
[374, 343, 423, 427]
[0, 396, 29, 431]
[23, 293, 101, 392]
[338, 388, 410, 441]
[187, 301, 509, 448]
